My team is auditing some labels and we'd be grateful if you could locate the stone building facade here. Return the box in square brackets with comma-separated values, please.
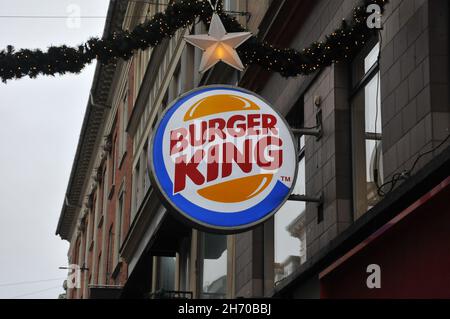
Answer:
[57, 0, 450, 299]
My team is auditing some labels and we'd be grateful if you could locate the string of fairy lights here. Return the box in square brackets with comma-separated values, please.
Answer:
[0, 0, 388, 83]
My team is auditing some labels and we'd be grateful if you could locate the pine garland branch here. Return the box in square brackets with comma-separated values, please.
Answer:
[0, 0, 387, 83]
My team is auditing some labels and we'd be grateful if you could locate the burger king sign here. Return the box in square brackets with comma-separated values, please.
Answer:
[149, 86, 297, 233]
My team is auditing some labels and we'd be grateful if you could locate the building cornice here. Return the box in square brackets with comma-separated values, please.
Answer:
[56, 0, 129, 241]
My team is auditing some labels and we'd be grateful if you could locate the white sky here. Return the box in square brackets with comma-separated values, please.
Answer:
[0, 0, 109, 299]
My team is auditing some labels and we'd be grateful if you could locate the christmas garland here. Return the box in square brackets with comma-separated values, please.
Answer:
[0, 0, 387, 83]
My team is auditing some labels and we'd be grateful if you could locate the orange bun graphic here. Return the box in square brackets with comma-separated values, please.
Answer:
[181, 93, 272, 203]
[184, 94, 260, 121]
[197, 174, 273, 203]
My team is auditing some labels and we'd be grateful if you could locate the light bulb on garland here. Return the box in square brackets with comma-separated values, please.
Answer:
[184, 2, 252, 72]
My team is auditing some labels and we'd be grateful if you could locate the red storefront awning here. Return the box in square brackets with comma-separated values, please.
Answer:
[320, 176, 450, 299]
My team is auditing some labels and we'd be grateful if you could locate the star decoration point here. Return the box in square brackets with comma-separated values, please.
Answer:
[184, 13, 252, 73]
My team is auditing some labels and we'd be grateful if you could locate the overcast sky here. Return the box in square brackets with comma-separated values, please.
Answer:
[0, 0, 109, 299]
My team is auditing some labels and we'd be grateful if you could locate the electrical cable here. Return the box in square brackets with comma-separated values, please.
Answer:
[371, 30, 450, 197]
[9, 285, 63, 299]
[0, 0, 165, 20]
[378, 133, 450, 197]
[126, 0, 169, 4]
[0, 16, 149, 19]
[0, 277, 66, 288]
[0, 12, 244, 19]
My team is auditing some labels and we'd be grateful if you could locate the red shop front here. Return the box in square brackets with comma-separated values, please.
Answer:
[320, 176, 450, 299]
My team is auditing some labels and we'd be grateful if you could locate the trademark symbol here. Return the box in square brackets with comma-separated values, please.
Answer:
[281, 176, 291, 182]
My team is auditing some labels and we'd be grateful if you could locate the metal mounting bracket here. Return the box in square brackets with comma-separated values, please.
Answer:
[291, 127, 322, 139]
[288, 194, 323, 204]
[290, 108, 323, 141]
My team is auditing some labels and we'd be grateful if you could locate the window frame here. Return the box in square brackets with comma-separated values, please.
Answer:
[198, 232, 229, 299]
[117, 80, 129, 170]
[269, 96, 308, 287]
[115, 181, 126, 266]
[131, 160, 141, 221]
[350, 38, 384, 220]
[101, 164, 109, 218]
[106, 224, 114, 284]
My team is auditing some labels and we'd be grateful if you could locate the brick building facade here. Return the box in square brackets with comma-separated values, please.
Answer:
[56, 0, 450, 299]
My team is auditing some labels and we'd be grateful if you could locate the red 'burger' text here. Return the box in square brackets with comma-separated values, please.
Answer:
[169, 114, 284, 193]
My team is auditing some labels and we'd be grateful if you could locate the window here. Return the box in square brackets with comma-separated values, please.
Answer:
[119, 89, 128, 162]
[159, 257, 175, 290]
[106, 225, 114, 284]
[161, 91, 169, 110]
[157, 0, 167, 13]
[69, 238, 81, 298]
[200, 233, 227, 299]
[111, 134, 117, 186]
[351, 41, 384, 219]
[102, 165, 108, 216]
[177, 238, 191, 291]
[96, 252, 102, 285]
[274, 102, 307, 285]
[222, 0, 237, 12]
[131, 143, 151, 221]
[73, 237, 80, 268]
[89, 195, 96, 244]
[115, 186, 125, 263]
[132, 161, 141, 220]
[169, 63, 182, 102]
[142, 142, 151, 195]
[144, 2, 153, 22]
[138, 153, 146, 205]
[134, 55, 142, 99]
[152, 256, 176, 293]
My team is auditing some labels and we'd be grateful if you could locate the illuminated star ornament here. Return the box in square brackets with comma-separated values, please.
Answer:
[184, 13, 252, 73]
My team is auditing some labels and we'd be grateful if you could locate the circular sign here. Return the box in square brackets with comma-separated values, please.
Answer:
[149, 85, 298, 233]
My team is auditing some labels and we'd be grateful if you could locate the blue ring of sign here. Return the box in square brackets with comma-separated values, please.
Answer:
[152, 86, 290, 229]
